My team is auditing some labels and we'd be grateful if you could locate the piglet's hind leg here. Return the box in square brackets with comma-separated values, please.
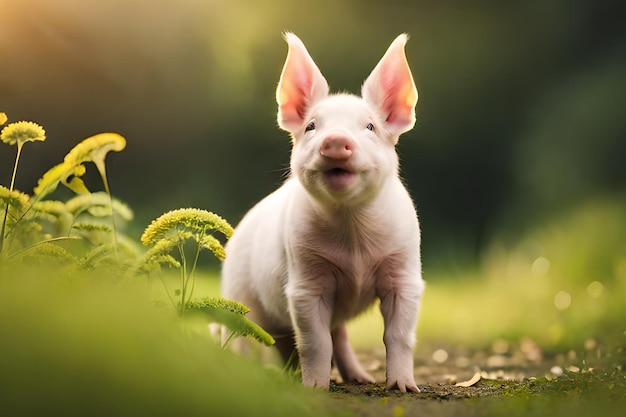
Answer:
[332, 324, 375, 384]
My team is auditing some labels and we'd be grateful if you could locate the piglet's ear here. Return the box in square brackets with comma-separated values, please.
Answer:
[362, 34, 418, 142]
[276, 33, 329, 133]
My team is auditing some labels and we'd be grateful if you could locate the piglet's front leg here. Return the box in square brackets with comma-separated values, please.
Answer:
[287, 284, 334, 389]
[378, 273, 423, 393]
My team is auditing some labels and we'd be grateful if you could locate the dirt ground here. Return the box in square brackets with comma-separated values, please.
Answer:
[333, 337, 587, 389]
[325, 338, 608, 416]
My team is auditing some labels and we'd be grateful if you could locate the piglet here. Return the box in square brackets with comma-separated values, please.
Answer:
[221, 33, 424, 392]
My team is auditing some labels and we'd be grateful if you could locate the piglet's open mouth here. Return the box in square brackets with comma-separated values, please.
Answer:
[323, 167, 356, 190]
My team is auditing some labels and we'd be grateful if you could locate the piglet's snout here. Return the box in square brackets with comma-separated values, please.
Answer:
[320, 135, 354, 160]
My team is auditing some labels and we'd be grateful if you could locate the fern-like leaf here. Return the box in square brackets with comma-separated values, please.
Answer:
[65, 192, 133, 221]
[188, 297, 251, 315]
[76, 244, 115, 269]
[186, 297, 275, 346]
[0, 186, 30, 210]
[31, 200, 73, 232]
[32, 200, 69, 217]
[72, 222, 113, 233]
[130, 237, 181, 275]
[149, 254, 181, 269]
[199, 234, 227, 261]
[13, 242, 78, 266]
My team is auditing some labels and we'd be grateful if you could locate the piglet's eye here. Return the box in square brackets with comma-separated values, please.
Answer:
[366, 123, 375, 131]
[305, 121, 316, 132]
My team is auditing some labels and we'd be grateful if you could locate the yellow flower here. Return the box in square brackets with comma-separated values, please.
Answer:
[0, 121, 46, 146]
[0, 113, 7, 125]
[200, 234, 227, 261]
[64, 133, 126, 167]
[141, 208, 233, 246]
[32, 133, 127, 199]
[143, 238, 179, 263]
[0, 185, 30, 209]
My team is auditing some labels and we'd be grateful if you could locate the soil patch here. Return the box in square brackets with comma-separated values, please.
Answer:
[324, 339, 625, 416]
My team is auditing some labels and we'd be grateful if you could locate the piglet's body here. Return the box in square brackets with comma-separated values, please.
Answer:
[221, 33, 424, 392]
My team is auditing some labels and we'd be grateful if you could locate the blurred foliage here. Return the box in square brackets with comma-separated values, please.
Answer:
[1, 0, 624, 262]
[0, 267, 334, 417]
[430, 199, 626, 350]
[348, 197, 626, 351]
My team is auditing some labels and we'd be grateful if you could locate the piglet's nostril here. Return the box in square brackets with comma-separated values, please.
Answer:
[320, 136, 354, 160]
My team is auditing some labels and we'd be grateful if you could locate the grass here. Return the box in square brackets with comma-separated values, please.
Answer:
[0, 268, 335, 417]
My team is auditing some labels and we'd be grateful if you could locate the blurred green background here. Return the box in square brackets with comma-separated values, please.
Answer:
[2, 0, 624, 263]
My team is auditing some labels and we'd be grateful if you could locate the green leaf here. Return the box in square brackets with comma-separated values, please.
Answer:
[72, 222, 113, 233]
[12, 242, 78, 265]
[186, 297, 275, 346]
[199, 234, 226, 261]
[65, 192, 133, 221]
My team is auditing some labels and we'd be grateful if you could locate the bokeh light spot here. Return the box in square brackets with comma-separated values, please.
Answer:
[531, 256, 550, 276]
[432, 349, 449, 363]
[586, 281, 604, 298]
[554, 290, 571, 310]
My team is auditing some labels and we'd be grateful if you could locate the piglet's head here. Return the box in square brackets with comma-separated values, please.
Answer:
[276, 33, 418, 206]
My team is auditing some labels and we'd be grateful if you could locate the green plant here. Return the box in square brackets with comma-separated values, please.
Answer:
[138, 208, 275, 346]
[186, 297, 275, 346]
[1, 114, 273, 351]
[0, 115, 46, 253]
[33, 132, 127, 255]
[139, 208, 233, 310]
[0, 114, 128, 264]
